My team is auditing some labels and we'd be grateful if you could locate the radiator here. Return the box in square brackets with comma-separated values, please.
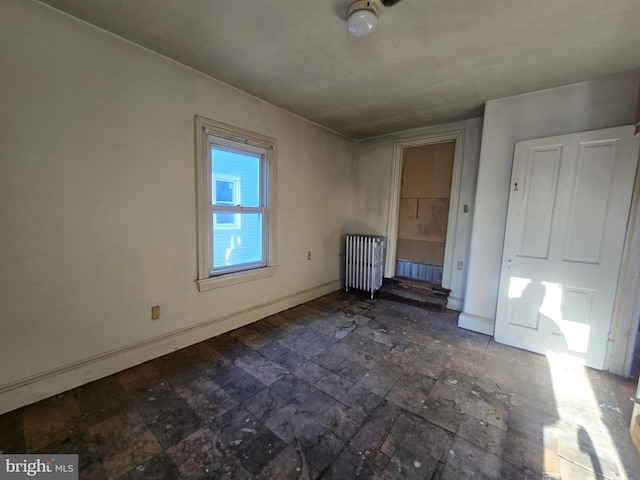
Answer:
[345, 234, 385, 299]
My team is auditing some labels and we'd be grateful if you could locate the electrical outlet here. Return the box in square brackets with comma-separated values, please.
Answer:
[463, 204, 469, 213]
[457, 261, 463, 270]
[151, 305, 160, 320]
[307, 251, 312, 261]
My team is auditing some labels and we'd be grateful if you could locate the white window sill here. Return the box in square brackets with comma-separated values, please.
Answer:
[197, 265, 278, 292]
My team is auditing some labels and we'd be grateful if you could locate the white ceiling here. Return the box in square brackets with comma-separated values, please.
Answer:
[37, 0, 640, 139]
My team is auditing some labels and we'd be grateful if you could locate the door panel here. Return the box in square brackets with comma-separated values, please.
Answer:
[517, 146, 561, 259]
[495, 126, 639, 370]
[564, 140, 617, 263]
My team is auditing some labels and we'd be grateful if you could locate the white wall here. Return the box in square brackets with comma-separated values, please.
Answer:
[459, 73, 640, 336]
[0, 0, 355, 413]
[352, 119, 483, 310]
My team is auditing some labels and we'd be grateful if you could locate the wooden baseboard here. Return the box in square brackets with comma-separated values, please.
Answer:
[458, 312, 495, 336]
[0, 279, 341, 415]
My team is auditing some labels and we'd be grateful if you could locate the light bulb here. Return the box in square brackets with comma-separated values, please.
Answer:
[347, 2, 378, 38]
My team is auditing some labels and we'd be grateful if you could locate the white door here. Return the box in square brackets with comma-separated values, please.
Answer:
[494, 126, 639, 370]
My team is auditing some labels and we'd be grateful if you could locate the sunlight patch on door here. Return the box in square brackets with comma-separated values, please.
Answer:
[508, 276, 531, 299]
[507, 277, 543, 330]
[541, 281, 593, 354]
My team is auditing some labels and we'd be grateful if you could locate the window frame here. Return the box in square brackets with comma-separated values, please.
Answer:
[195, 115, 277, 291]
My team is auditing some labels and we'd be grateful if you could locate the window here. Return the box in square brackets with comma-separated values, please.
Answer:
[195, 116, 277, 290]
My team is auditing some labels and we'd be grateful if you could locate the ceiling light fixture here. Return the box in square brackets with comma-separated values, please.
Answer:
[346, 0, 378, 38]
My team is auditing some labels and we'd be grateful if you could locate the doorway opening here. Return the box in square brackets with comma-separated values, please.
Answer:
[395, 142, 455, 285]
[385, 130, 465, 296]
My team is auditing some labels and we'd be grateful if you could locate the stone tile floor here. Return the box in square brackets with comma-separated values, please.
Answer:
[2, 290, 640, 479]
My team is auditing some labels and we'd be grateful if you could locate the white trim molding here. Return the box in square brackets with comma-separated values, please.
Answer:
[608, 136, 640, 376]
[197, 265, 277, 292]
[458, 312, 495, 336]
[446, 295, 464, 312]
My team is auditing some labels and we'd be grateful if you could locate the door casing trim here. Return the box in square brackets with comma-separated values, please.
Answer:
[609, 131, 640, 375]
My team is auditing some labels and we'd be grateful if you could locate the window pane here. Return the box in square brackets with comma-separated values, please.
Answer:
[215, 180, 234, 204]
[216, 212, 236, 225]
[211, 147, 260, 207]
[212, 213, 263, 269]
